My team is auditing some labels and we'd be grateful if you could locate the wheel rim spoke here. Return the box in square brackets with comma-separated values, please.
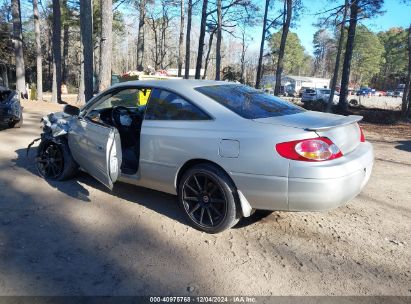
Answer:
[185, 183, 199, 195]
[210, 198, 224, 204]
[184, 196, 199, 202]
[206, 207, 214, 226]
[209, 184, 218, 196]
[50, 164, 57, 177]
[193, 174, 202, 192]
[203, 176, 208, 192]
[189, 203, 201, 215]
[209, 205, 222, 217]
[199, 208, 204, 225]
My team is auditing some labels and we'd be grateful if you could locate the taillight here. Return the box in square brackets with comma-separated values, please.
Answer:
[359, 127, 365, 142]
[276, 137, 343, 161]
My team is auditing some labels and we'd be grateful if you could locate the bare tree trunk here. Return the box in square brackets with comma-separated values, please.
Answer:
[177, 0, 185, 77]
[47, 25, 52, 89]
[80, 0, 94, 101]
[137, 0, 146, 71]
[95, 21, 101, 86]
[11, 0, 25, 97]
[159, 4, 169, 69]
[184, 0, 192, 79]
[274, 0, 292, 96]
[33, 0, 43, 101]
[51, 0, 62, 103]
[77, 41, 85, 105]
[62, 23, 69, 84]
[255, 0, 269, 89]
[326, 0, 348, 112]
[240, 30, 246, 84]
[203, 29, 216, 79]
[401, 24, 411, 118]
[338, 0, 358, 114]
[215, 0, 222, 80]
[195, 0, 208, 79]
[147, 16, 160, 70]
[99, 0, 113, 91]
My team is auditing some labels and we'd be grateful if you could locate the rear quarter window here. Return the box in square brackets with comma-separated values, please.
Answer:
[196, 84, 305, 119]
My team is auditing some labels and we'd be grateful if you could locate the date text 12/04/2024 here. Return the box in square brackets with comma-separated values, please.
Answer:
[149, 296, 257, 303]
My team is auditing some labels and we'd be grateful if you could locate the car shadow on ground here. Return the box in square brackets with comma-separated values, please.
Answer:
[14, 147, 92, 203]
[14, 147, 272, 231]
[0, 175, 210, 295]
[395, 140, 411, 152]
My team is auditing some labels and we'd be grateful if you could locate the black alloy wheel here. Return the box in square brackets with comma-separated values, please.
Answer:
[36, 142, 64, 179]
[182, 172, 227, 229]
[179, 163, 240, 233]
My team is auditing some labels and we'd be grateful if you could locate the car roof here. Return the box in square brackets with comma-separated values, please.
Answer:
[111, 79, 231, 91]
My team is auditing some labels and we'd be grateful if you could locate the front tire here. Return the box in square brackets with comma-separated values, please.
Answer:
[36, 138, 79, 181]
[178, 163, 240, 233]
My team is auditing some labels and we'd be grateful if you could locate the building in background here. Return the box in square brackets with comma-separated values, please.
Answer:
[167, 69, 205, 79]
[262, 75, 331, 96]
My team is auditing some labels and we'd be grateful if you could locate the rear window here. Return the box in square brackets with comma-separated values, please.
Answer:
[195, 84, 305, 119]
[305, 89, 316, 94]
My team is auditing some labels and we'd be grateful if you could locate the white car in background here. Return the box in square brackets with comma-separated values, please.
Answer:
[302, 88, 339, 105]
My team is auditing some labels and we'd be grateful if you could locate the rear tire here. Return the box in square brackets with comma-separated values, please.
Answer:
[178, 163, 240, 233]
[36, 138, 79, 181]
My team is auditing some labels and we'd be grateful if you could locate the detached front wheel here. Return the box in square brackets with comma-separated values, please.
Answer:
[36, 139, 78, 181]
[178, 163, 240, 233]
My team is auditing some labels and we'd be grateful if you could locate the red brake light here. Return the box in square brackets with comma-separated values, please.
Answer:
[276, 137, 343, 161]
[359, 127, 365, 142]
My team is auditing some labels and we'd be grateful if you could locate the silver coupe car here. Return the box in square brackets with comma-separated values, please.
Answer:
[33, 80, 374, 233]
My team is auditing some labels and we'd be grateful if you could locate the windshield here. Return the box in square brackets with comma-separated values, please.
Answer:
[195, 84, 305, 119]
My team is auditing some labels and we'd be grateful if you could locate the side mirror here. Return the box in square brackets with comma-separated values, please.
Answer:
[63, 104, 80, 116]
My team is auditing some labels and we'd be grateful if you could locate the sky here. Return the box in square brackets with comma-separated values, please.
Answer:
[117, 0, 410, 58]
[293, 0, 411, 55]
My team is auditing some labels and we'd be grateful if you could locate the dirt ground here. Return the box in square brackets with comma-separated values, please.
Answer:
[0, 100, 410, 296]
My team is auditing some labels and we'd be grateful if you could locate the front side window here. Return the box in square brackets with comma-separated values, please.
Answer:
[196, 84, 305, 119]
[145, 89, 210, 120]
[83, 87, 151, 125]
[92, 88, 150, 112]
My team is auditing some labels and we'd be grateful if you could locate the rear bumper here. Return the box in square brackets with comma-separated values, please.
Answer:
[288, 142, 373, 211]
[232, 142, 374, 212]
[288, 159, 373, 211]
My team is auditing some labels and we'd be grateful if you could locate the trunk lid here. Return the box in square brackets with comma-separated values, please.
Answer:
[254, 111, 362, 154]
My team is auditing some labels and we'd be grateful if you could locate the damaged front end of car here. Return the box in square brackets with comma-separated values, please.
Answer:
[27, 111, 71, 155]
